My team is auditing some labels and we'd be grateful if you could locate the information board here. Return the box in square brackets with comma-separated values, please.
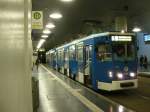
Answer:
[144, 34, 150, 42]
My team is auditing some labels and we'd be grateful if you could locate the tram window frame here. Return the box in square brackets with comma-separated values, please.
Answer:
[58, 49, 64, 62]
[77, 45, 84, 62]
[58, 51, 61, 61]
[112, 42, 136, 61]
[54, 52, 57, 62]
[95, 43, 112, 62]
[85, 45, 93, 62]
[64, 51, 68, 61]
[51, 53, 54, 62]
[61, 50, 64, 62]
[69, 45, 76, 60]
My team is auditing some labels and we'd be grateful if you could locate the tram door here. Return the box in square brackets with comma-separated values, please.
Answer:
[84, 45, 92, 86]
[54, 52, 57, 70]
[77, 44, 84, 83]
[64, 49, 69, 76]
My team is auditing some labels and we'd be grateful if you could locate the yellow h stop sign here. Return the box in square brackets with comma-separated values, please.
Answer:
[34, 12, 41, 20]
[32, 11, 43, 29]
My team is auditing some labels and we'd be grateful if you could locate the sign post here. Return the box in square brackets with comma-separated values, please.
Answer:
[32, 11, 43, 29]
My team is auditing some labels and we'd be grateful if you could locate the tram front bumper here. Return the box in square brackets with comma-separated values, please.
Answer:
[97, 79, 138, 91]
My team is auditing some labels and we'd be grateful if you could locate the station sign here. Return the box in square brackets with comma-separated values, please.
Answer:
[32, 11, 43, 29]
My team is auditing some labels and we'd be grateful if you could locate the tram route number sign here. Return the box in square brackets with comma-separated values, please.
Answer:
[32, 11, 43, 29]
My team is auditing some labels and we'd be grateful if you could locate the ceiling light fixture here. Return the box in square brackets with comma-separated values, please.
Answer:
[49, 13, 63, 19]
[46, 23, 56, 29]
[121, 30, 125, 33]
[60, 0, 74, 2]
[43, 29, 51, 34]
[37, 39, 46, 49]
[132, 27, 141, 32]
[41, 35, 49, 38]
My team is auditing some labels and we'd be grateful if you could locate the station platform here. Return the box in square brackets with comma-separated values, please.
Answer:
[138, 72, 150, 78]
[32, 65, 134, 112]
[138, 65, 150, 78]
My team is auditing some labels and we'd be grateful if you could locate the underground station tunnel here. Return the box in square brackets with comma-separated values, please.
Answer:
[1, 0, 150, 112]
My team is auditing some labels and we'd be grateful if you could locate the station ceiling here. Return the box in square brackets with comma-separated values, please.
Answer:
[32, 0, 150, 50]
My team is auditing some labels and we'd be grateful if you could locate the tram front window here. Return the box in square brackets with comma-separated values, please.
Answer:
[112, 43, 135, 61]
[95, 44, 112, 61]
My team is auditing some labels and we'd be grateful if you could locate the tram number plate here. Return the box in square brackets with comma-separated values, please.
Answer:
[120, 82, 134, 87]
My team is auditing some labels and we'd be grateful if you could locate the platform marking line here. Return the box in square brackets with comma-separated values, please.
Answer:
[41, 65, 104, 112]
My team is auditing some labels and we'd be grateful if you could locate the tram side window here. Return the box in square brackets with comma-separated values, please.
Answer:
[95, 44, 112, 61]
[77, 46, 83, 62]
[64, 51, 67, 61]
[69, 46, 76, 60]
[57, 51, 62, 61]
[61, 52, 63, 62]
[51, 53, 54, 62]
[54, 53, 57, 61]
[127, 45, 135, 60]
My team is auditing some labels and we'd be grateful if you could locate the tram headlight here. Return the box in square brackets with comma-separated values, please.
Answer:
[108, 71, 113, 78]
[130, 72, 136, 78]
[117, 73, 123, 79]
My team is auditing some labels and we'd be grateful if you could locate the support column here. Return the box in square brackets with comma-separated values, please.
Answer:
[115, 16, 128, 32]
[0, 0, 33, 112]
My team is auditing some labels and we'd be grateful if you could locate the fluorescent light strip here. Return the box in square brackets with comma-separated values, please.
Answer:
[60, 0, 74, 2]
[132, 27, 141, 32]
[46, 23, 55, 29]
[50, 13, 63, 19]
[43, 29, 51, 34]
[37, 39, 46, 49]
[41, 35, 49, 38]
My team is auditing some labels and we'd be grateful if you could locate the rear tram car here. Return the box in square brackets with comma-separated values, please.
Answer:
[47, 32, 138, 91]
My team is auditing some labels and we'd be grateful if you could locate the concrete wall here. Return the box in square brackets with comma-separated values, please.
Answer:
[0, 0, 33, 112]
[137, 33, 150, 63]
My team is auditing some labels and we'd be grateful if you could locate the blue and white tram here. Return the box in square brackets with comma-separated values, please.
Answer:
[47, 32, 138, 91]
